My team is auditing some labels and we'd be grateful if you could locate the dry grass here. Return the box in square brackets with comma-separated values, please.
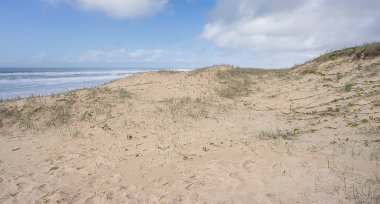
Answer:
[314, 42, 380, 62]
[258, 129, 299, 140]
[159, 96, 210, 119]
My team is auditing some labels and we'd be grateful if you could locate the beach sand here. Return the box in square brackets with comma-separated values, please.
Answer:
[1, 44, 380, 203]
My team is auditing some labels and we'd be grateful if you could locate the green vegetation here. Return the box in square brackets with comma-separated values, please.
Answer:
[314, 42, 380, 62]
[213, 67, 277, 99]
[157, 70, 180, 74]
[301, 68, 326, 76]
[118, 88, 132, 99]
[258, 129, 299, 140]
[47, 105, 72, 126]
[215, 78, 251, 99]
[372, 100, 380, 107]
[347, 121, 359, 128]
[344, 83, 354, 92]
[161, 96, 210, 119]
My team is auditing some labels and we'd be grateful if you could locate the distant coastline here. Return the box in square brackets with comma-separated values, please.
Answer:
[0, 67, 190, 99]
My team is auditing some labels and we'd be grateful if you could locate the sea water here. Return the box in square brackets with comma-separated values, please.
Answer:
[0, 67, 187, 99]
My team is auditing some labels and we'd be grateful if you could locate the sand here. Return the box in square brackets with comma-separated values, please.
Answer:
[0, 47, 380, 203]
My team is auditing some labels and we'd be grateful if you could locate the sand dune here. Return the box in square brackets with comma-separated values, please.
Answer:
[1, 43, 380, 203]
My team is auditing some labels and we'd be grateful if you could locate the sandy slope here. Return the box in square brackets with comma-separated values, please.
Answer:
[1, 45, 380, 203]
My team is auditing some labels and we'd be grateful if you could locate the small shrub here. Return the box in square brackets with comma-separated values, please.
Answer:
[361, 119, 369, 123]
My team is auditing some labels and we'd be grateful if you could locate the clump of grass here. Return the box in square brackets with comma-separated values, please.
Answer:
[301, 68, 326, 76]
[46, 105, 71, 126]
[0, 119, 3, 128]
[70, 129, 84, 138]
[359, 126, 380, 136]
[347, 121, 359, 128]
[157, 70, 180, 74]
[369, 116, 380, 122]
[314, 42, 380, 62]
[215, 79, 251, 99]
[101, 124, 111, 131]
[372, 100, 380, 107]
[216, 67, 274, 79]
[213, 67, 270, 99]
[162, 97, 210, 119]
[336, 72, 344, 81]
[81, 110, 94, 121]
[258, 129, 299, 140]
[344, 83, 354, 92]
[370, 144, 380, 161]
[332, 98, 344, 103]
[118, 88, 132, 99]
[59, 128, 84, 141]
[361, 119, 369, 123]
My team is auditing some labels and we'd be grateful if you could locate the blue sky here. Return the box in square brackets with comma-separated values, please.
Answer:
[0, 0, 379, 68]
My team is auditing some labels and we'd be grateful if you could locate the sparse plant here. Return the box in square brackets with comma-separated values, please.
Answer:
[161, 96, 210, 119]
[118, 88, 132, 99]
[215, 79, 251, 99]
[346, 121, 359, 128]
[370, 144, 380, 161]
[361, 119, 369, 123]
[48, 105, 71, 126]
[372, 100, 380, 107]
[101, 124, 111, 131]
[70, 129, 84, 138]
[81, 110, 94, 121]
[258, 129, 298, 140]
[359, 126, 380, 136]
[344, 83, 354, 92]
[157, 70, 180, 74]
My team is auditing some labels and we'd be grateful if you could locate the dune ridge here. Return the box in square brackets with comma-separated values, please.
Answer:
[1, 43, 380, 203]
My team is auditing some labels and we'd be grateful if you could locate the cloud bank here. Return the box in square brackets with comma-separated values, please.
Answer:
[46, 0, 169, 18]
[202, 0, 380, 54]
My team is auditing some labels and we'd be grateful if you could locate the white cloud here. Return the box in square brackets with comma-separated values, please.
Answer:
[46, 0, 169, 18]
[202, 0, 380, 54]
[79, 48, 164, 63]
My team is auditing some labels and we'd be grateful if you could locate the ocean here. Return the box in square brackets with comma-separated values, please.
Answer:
[0, 67, 188, 99]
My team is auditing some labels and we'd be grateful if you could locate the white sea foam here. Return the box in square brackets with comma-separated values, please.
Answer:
[0, 68, 190, 99]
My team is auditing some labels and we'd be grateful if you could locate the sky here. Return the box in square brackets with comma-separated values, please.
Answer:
[0, 0, 379, 69]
